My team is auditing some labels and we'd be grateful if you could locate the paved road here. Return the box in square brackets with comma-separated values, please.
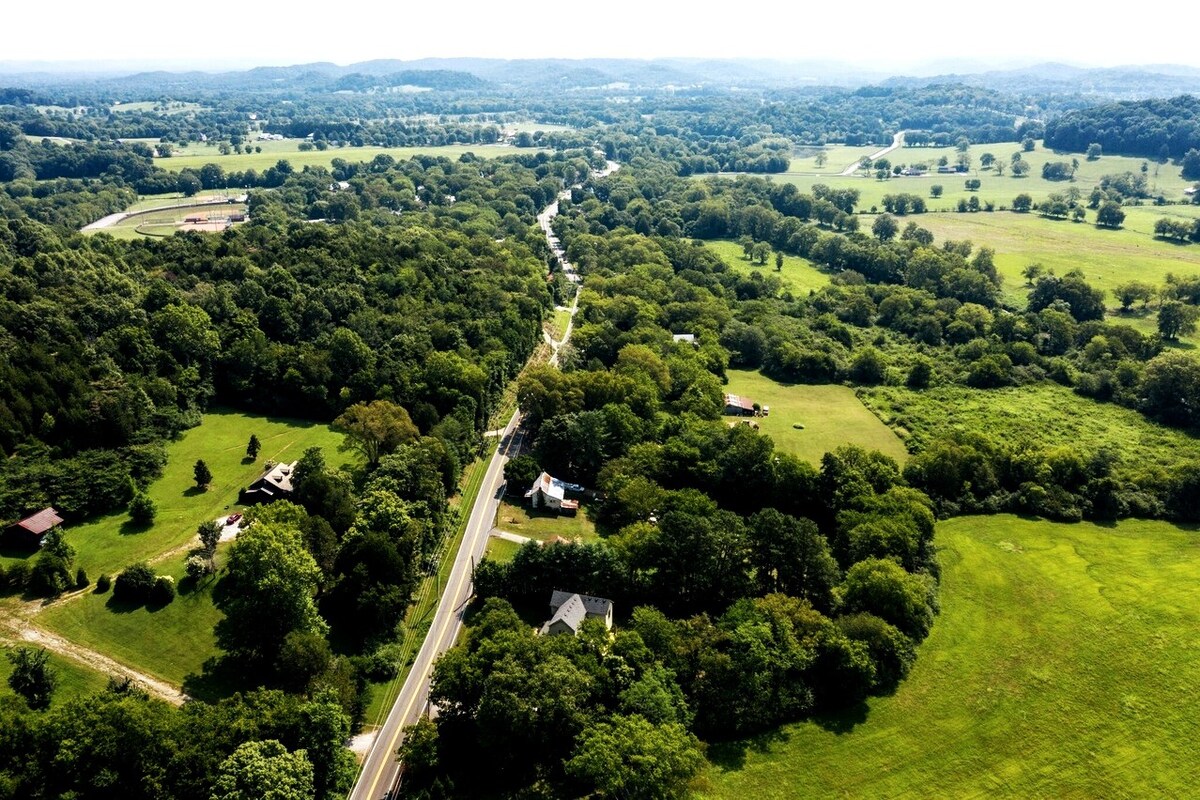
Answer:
[839, 131, 906, 176]
[349, 418, 524, 800]
[348, 160, 616, 800]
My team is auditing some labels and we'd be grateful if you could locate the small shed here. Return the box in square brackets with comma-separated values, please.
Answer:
[5, 507, 64, 549]
[723, 393, 756, 416]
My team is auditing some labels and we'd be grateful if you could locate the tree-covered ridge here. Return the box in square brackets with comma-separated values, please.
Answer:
[1043, 94, 1200, 160]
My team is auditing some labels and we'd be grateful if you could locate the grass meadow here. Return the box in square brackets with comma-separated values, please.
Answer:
[723, 370, 909, 465]
[156, 141, 517, 173]
[38, 550, 224, 689]
[700, 515, 1200, 799]
[484, 537, 523, 564]
[704, 240, 832, 295]
[1, 409, 347, 579]
[859, 383, 1200, 474]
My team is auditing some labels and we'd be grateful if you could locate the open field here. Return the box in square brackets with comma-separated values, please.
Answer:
[157, 141, 518, 173]
[111, 101, 205, 114]
[701, 515, 1200, 799]
[495, 500, 599, 543]
[38, 552, 223, 689]
[704, 240, 831, 295]
[898, 205, 1200, 306]
[784, 144, 890, 176]
[0, 645, 110, 705]
[547, 308, 571, 341]
[724, 370, 909, 465]
[860, 383, 1200, 473]
[763, 141, 1196, 213]
[1, 410, 346, 579]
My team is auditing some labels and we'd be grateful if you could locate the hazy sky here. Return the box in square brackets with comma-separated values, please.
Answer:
[5, 0, 1200, 71]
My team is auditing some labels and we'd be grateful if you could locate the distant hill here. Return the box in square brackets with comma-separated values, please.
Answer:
[883, 62, 1200, 99]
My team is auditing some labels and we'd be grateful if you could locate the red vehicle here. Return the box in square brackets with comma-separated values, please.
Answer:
[226, 513, 242, 525]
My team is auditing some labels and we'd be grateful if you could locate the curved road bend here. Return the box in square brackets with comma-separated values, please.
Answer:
[839, 130, 906, 176]
[349, 159, 617, 800]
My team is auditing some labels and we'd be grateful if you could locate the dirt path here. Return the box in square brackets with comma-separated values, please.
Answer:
[0, 615, 187, 705]
[839, 131, 906, 176]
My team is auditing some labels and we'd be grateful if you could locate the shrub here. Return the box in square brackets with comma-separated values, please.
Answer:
[114, 563, 156, 603]
[185, 554, 211, 580]
[74, 568, 89, 590]
[96, 574, 112, 593]
[129, 492, 156, 526]
[4, 562, 30, 593]
[150, 575, 176, 605]
[28, 553, 72, 597]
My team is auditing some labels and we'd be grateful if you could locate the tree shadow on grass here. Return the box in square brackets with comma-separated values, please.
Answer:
[706, 727, 792, 773]
[104, 594, 144, 615]
[184, 654, 266, 702]
[811, 699, 870, 734]
[241, 456, 257, 465]
[183, 486, 207, 498]
[119, 518, 153, 535]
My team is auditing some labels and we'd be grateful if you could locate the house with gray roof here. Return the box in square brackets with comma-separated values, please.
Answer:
[540, 590, 614, 636]
[240, 461, 297, 504]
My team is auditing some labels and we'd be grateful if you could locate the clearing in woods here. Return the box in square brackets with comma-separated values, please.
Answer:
[723, 370, 909, 465]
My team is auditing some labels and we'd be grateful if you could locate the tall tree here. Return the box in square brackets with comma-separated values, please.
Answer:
[6, 646, 57, 710]
[333, 400, 419, 468]
[246, 434, 261, 461]
[194, 459, 213, 489]
[215, 522, 327, 667]
[210, 740, 314, 800]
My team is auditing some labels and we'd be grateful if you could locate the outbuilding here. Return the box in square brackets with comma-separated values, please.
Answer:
[5, 507, 64, 549]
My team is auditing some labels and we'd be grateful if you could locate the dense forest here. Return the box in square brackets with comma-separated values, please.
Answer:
[1043, 94, 1200, 161]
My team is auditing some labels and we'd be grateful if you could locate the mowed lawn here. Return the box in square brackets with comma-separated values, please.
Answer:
[45, 408, 347, 579]
[724, 370, 908, 465]
[700, 515, 1200, 799]
[38, 553, 223, 688]
[704, 240, 831, 295]
[859, 383, 1200, 474]
[156, 141, 519, 173]
[495, 500, 599, 543]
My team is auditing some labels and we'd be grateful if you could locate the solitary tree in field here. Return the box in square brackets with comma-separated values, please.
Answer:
[246, 434, 261, 461]
[198, 520, 222, 573]
[129, 492, 156, 526]
[775, 251, 784, 271]
[930, 184, 943, 198]
[815, 151, 827, 167]
[6, 647, 57, 710]
[1086, 143, 1102, 161]
[194, 459, 213, 489]
[1096, 201, 1126, 229]
[1158, 301, 1199, 340]
[1022, 263, 1045, 285]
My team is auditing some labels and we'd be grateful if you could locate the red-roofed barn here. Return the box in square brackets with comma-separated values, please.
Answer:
[6, 507, 64, 548]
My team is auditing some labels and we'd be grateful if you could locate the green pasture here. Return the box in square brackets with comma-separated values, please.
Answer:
[859, 383, 1200, 474]
[701, 515, 1200, 799]
[38, 551, 223, 689]
[111, 101, 205, 114]
[8, 409, 346, 580]
[887, 205, 1200, 307]
[723, 370, 909, 465]
[547, 308, 572, 341]
[704, 240, 831, 295]
[495, 500, 599, 543]
[157, 141, 516, 173]
[764, 140, 1195, 214]
[0, 645, 110, 705]
[784, 144, 890, 176]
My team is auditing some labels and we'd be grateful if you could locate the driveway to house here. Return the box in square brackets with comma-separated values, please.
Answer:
[839, 130, 906, 176]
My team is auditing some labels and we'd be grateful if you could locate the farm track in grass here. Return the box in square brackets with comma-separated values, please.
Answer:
[723, 370, 909, 466]
[700, 515, 1200, 799]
